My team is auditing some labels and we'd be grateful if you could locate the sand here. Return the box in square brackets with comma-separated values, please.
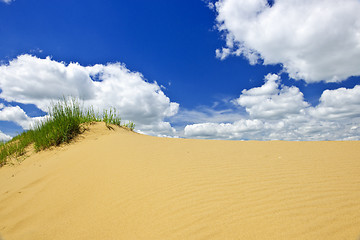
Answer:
[0, 122, 359, 240]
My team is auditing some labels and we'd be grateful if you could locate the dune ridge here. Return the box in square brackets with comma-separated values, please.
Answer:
[0, 122, 360, 239]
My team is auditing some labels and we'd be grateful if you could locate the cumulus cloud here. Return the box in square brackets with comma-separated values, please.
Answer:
[185, 116, 360, 141]
[185, 74, 360, 140]
[310, 86, 360, 120]
[214, 0, 360, 83]
[0, 55, 95, 109]
[0, 55, 179, 136]
[185, 119, 264, 139]
[136, 121, 177, 138]
[0, 131, 11, 142]
[0, 105, 45, 130]
[235, 73, 309, 119]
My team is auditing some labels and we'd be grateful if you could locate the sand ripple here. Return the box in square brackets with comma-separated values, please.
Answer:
[0, 123, 359, 239]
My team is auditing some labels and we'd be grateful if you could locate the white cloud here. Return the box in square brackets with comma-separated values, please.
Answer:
[0, 131, 11, 142]
[185, 119, 264, 140]
[0, 55, 179, 136]
[184, 74, 360, 140]
[84, 63, 179, 126]
[0, 0, 14, 4]
[235, 73, 309, 119]
[310, 85, 360, 120]
[136, 121, 177, 138]
[185, 119, 360, 141]
[0, 106, 31, 129]
[0, 105, 45, 130]
[0, 55, 96, 110]
[214, 0, 360, 83]
[203, 0, 216, 10]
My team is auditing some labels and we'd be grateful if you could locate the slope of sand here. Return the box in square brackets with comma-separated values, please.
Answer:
[0, 122, 360, 240]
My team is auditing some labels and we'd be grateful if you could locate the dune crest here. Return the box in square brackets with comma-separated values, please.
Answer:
[0, 122, 360, 240]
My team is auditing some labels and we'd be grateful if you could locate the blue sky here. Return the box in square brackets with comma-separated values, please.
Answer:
[0, 0, 360, 141]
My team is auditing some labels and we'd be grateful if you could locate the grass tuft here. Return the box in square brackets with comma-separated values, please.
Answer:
[124, 121, 136, 131]
[0, 98, 135, 166]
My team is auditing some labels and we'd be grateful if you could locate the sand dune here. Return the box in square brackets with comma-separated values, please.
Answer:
[0, 122, 360, 239]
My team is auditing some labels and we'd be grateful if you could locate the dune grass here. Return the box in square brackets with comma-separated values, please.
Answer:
[0, 131, 34, 166]
[0, 99, 135, 166]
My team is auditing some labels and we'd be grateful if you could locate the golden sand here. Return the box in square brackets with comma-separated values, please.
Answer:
[0, 122, 359, 239]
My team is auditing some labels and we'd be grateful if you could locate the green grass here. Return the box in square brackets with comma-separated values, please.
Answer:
[0, 130, 34, 166]
[0, 98, 135, 166]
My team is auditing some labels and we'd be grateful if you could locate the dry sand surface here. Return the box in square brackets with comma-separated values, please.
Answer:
[0, 122, 360, 240]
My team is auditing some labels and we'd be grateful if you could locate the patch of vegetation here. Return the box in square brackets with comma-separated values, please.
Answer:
[0, 98, 135, 166]
[124, 121, 136, 130]
[0, 130, 34, 166]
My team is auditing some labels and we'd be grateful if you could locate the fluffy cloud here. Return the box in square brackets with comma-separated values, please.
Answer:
[214, 0, 360, 83]
[235, 74, 309, 119]
[184, 119, 263, 139]
[0, 131, 11, 142]
[185, 74, 360, 140]
[0, 55, 179, 136]
[186, 117, 360, 141]
[0, 105, 45, 130]
[310, 86, 360, 120]
[0, 55, 96, 109]
[0, 106, 31, 129]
